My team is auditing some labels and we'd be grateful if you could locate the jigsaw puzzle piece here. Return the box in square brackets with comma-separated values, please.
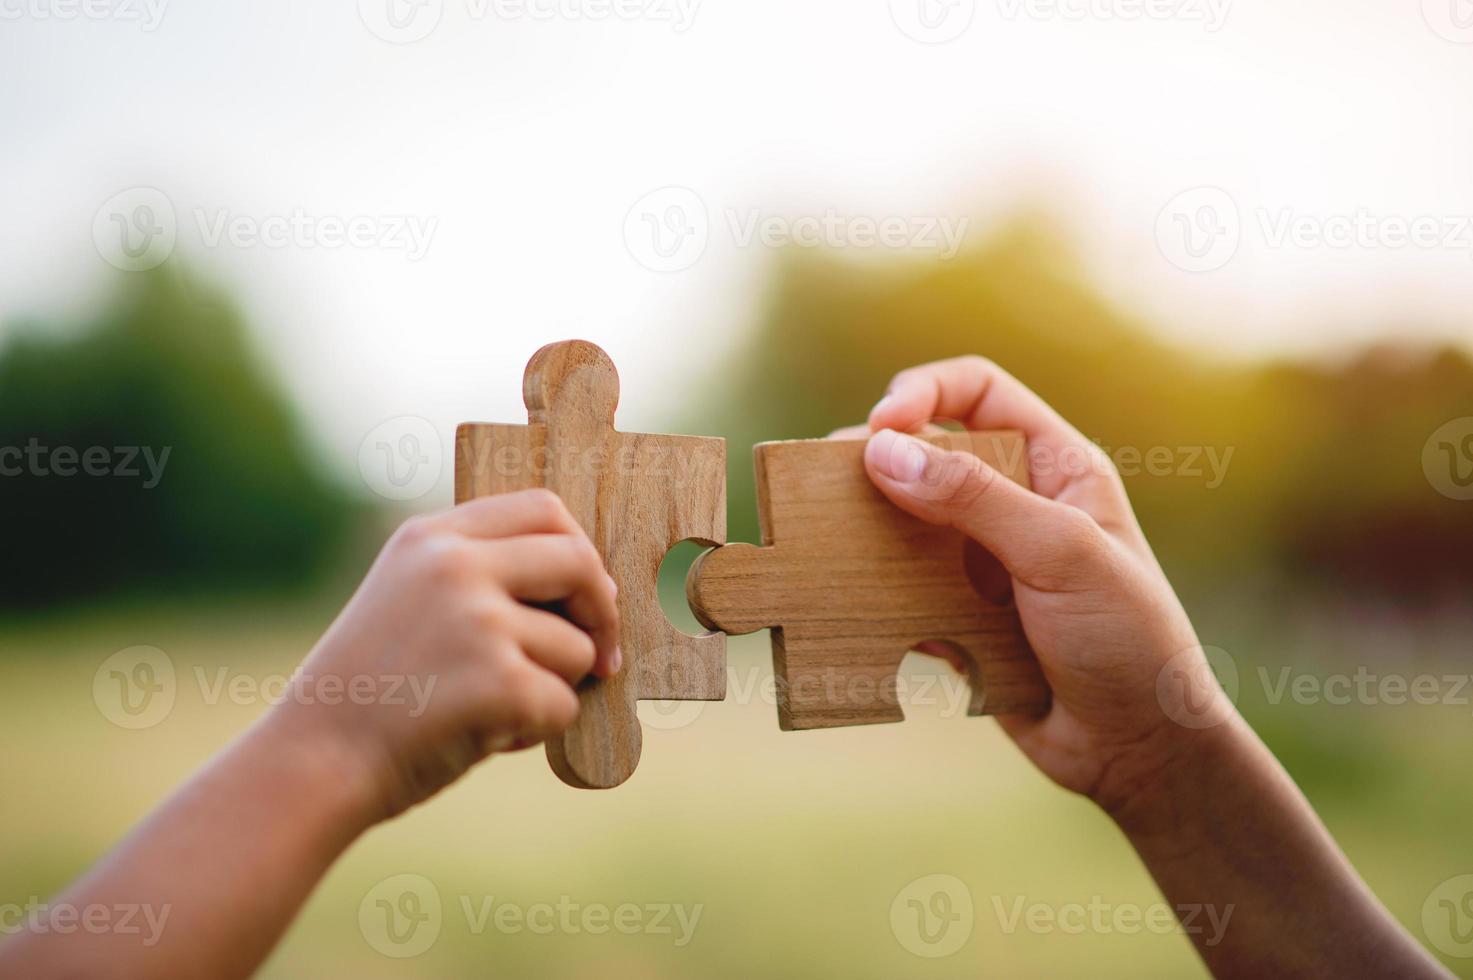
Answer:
[455, 340, 726, 789]
[689, 432, 1049, 730]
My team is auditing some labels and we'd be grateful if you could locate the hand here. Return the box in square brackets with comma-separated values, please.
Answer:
[837, 356, 1223, 816]
[269, 489, 621, 822]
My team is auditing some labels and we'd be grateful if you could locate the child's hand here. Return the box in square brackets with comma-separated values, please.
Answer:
[273, 489, 621, 821]
[838, 356, 1215, 818]
[842, 357, 1452, 978]
[0, 490, 621, 980]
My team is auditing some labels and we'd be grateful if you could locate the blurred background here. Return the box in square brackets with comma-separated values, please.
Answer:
[3, 1, 1473, 976]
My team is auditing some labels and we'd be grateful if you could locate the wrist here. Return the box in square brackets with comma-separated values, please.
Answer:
[1100, 713, 1258, 848]
[253, 703, 389, 839]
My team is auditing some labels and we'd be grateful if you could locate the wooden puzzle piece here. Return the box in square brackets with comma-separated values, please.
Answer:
[687, 433, 1050, 730]
[455, 341, 725, 789]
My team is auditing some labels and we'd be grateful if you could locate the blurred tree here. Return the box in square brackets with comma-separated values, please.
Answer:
[693, 219, 1473, 602]
[0, 267, 352, 610]
[1265, 346, 1473, 604]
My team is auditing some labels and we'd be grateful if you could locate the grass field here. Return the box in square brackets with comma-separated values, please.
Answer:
[2, 594, 1470, 978]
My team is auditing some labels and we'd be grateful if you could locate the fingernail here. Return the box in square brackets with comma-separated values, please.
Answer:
[868, 394, 895, 424]
[607, 576, 619, 600]
[486, 734, 516, 754]
[868, 429, 929, 483]
[610, 646, 623, 673]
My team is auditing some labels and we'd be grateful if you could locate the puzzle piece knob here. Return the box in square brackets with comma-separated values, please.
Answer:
[687, 543, 776, 636]
[523, 339, 620, 428]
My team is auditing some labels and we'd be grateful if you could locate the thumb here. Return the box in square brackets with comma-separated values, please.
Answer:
[864, 429, 1109, 590]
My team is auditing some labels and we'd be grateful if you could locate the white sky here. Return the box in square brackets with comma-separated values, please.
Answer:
[3, 0, 1472, 489]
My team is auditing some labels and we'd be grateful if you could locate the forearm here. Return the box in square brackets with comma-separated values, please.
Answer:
[1111, 716, 1449, 979]
[0, 710, 379, 979]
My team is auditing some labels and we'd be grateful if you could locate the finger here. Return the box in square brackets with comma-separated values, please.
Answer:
[867, 357, 1102, 500]
[484, 534, 620, 670]
[509, 604, 599, 684]
[486, 660, 582, 743]
[479, 732, 553, 756]
[514, 663, 580, 739]
[486, 735, 540, 755]
[442, 489, 580, 540]
[865, 429, 1113, 592]
[830, 422, 949, 440]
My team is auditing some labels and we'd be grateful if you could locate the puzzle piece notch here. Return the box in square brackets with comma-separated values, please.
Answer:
[688, 432, 1050, 731]
[455, 340, 726, 789]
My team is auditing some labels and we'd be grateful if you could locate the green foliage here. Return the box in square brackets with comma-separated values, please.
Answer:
[0, 268, 351, 609]
[696, 220, 1473, 598]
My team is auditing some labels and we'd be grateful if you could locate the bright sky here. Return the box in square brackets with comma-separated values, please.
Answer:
[3, 0, 1472, 487]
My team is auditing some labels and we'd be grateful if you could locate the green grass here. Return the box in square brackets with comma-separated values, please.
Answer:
[2, 597, 1470, 978]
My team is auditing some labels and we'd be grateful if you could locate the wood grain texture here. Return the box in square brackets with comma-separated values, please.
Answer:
[687, 432, 1050, 731]
[455, 340, 726, 789]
